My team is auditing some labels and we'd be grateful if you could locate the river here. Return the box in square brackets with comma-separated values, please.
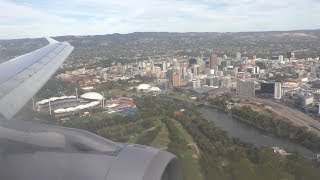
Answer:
[198, 106, 316, 159]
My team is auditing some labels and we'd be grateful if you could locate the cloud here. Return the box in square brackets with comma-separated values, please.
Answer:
[0, 0, 319, 39]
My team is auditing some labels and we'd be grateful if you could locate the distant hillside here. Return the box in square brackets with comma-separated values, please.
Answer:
[1, 29, 320, 64]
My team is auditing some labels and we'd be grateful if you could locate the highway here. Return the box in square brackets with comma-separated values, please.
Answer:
[234, 95, 320, 136]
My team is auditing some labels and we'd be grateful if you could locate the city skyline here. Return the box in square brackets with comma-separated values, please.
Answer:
[1, 0, 320, 39]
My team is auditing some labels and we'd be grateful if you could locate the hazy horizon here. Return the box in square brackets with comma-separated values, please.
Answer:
[1, 28, 320, 40]
[1, 0, 320, 39]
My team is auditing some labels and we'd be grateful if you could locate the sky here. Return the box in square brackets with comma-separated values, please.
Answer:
[0, 0, 320, 39]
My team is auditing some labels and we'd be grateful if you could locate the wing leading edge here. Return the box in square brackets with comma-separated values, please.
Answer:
[0, 38, 74, 120]
[0, 37, 183, 180]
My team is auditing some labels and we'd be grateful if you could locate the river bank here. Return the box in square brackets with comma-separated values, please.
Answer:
[198, 105, 317, 159]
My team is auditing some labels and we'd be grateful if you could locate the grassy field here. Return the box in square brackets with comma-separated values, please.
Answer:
[66, 110, 203, 180]
[170, 118, 203, 180]
[166, 92, 193, 102]
[151, 124, 170, 149]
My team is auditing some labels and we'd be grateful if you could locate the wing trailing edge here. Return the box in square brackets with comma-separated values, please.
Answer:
[0, 38, 74, 119]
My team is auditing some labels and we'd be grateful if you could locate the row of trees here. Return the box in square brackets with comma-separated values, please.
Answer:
[136, 96, 320, 179]
[208, 94, 232, 111]
[64, 95, 320, 180]
[136, 127, 161, 145]
[163, 118, 188, 152]
[176, 106, 320, 180]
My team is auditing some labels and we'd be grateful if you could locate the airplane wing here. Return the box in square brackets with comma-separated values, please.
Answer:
[0, 38, 182, 180]
[0, 37, 74, 120]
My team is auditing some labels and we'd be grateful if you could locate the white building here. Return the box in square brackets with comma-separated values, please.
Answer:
[297, 93, 314, 106]
[274, 82, 282, 100]
[137, 84, 151, 93]
[192, 79, 201, 89]
[279, 55, 284, 63]
[81, 92, 104, 101]
[192, 79, 197, 89]
[252, 66, 260, 74]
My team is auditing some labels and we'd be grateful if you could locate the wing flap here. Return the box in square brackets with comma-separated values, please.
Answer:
[0, 39, 74, 120]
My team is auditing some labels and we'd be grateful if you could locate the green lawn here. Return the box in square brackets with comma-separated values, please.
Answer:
[177, 149, 203, 180]
[166, 92, 192, 102]
[170, 118, 203, 180]
[170, 119, 194, 142]
[151, 124, 170, 149]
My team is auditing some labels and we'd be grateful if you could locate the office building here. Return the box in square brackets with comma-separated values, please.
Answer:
[286, 52, 295, 59]
[192, 79, 201, 89]
[181, 67, 187, 80]
[162, 62, 168, 71]
[279, 55, 284, 63]
[286, 52, 292, 59]
[274, 82, 282, 100]
[172, 73, 181, 87]
[248, 66, 260, 74]
[192, 64, 200, 76]
[210, 54, 218, 69]
[236, 79, 255, 97]
[166, 68, 174, 88]
[189, 58, 197, 67]
[206, 76, 220, 87]
[220, 77, 231, 88]
[297, 93, 314, 106]
[260, 82, 275, 94]
[213, 66, 219, 75]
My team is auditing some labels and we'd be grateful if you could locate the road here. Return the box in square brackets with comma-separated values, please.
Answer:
[234, 95, 320, 136]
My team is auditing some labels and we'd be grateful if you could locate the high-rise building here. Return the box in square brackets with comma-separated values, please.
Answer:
[220, 60, 231, 68]
[172, 73, 181, 87]
[248, 67, 260, 74]
[279, 55, 284, 62]
[167, 68, 181, 88]
[166, 68, 174, 88]
[192, 79, 198, 89]
[193, 65, 200, 76]
[253, 66, 260, 74]
[189, 58, 197, 67]
[196, 79, 201, 88]
[236, 79, 255, 97]
[192, 79, 201, 89]
[274, 82, 282, 100]
[181, 67, 187, 80]
[210, 54, 218, 69]
[260, 82, 275, 94]
[162, 61, 168, 71]
[196, 58, 202, 65]
[206, 76, 220, 87]
[100, 68, 108, 81]
[213, 66, 219, 75]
